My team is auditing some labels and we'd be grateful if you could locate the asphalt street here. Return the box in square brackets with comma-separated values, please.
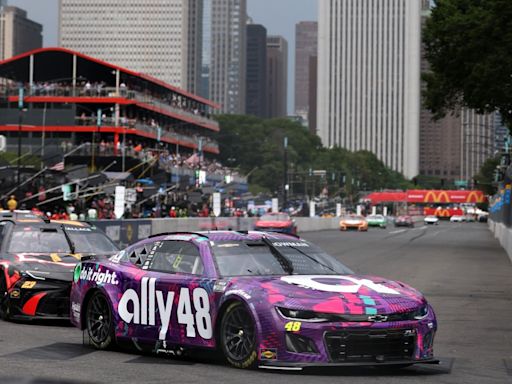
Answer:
[1, 221, 511, 384]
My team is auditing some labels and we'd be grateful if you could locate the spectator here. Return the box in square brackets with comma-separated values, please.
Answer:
[7, 195, 17, 211]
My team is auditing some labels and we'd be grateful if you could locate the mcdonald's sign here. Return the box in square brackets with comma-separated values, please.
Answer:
[466, 191, 485, 204]
[406, 190, 487, 204]
[424, 191, 450, 203]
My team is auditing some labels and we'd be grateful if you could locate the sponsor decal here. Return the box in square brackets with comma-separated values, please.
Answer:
[272, 242, 309, 248]
[213, 280, 228, 293]
[260, 348, 277, 360]
[71, 302, 81, 322]
[280, 275, 400, 295]
[217, 243, 240, 248]
[21, 281, 36, 289]
[63, 226, 92, 232]
[73, 264, 81, 283]
[79, 266, 119, 285]
[118, 278, 212, 341]
[225, 289, 251, 300]
[10, 289, 20, 298]
[110, 250, 125, 264]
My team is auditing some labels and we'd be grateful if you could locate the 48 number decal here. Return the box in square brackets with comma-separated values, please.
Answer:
[118, 277, 213, 340]
[284, 321, 301, 332]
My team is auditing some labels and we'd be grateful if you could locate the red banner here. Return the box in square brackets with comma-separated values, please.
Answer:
[366, 190, 486, 204]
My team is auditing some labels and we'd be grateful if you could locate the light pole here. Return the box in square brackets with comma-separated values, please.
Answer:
[283, 136, 288, 211]
[17, 85, 24, 188]
[90, 108, 102, 172]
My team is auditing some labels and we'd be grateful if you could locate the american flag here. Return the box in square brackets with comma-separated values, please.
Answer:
[50, 161, 65, 171]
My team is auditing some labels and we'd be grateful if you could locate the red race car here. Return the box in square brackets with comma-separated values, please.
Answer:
[254, 212, 297, 234]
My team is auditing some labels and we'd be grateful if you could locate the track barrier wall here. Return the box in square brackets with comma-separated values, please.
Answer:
[92, 217, 342, 248]
[488, 173, 512, 263]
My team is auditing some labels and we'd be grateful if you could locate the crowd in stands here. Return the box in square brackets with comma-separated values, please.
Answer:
[1, 80, 213, 121]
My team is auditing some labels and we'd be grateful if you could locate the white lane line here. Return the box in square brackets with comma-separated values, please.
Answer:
[389, 229, 407, 234]
[412, 226, 427, 230]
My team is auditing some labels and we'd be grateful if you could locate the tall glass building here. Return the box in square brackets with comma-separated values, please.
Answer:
[317, 0, 422, 178]
[59, 0, 203, 93]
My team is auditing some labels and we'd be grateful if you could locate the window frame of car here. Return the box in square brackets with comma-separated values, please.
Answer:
[126, 239, 206, 276]
[0, 221, 14, 253]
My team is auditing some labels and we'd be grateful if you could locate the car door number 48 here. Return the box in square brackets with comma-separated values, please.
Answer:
[177, 287, 212, 339]
[118, 277, 213, 340]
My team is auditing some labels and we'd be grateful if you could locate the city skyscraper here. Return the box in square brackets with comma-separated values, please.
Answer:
[266, 35, 288, 118]
[419, 1, 462, 182]
[245, 23, 267, 118]
[317, 0, 422, 179]
[58, 0, 203, 93]
[0, 3, 42, 61]
[210, 0, 247, 114]
[294, 21, 317, 126]
[460, 109, 496, 183]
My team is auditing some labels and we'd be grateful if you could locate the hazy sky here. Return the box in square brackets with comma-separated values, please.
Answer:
[8, 0, 318, 114]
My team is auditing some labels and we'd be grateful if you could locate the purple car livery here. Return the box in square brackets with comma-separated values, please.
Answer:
[70, 231, 437, 370]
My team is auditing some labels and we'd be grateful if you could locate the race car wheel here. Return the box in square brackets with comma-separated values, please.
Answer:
[86, 291, 114, 350]
[0, 272, 10, 321]
[220, 302, 257, 369]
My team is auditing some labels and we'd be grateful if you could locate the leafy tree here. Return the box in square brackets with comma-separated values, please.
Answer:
[474, 156, 500, 195]
[216, 115, 412, 195]
[423, 0, 512, 127]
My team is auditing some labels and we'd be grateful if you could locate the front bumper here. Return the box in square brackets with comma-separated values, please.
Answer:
[259, 357, 439, 370]
[6, 278, 71, 320]
[340, 224, 367, 231]
[257, 310, 437, 367]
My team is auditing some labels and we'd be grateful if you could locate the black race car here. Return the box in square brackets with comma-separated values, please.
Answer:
[0, 218, 119, 320]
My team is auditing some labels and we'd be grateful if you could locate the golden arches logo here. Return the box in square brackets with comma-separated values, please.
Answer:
[424, 191, 450, 203]
[467, 191, 484, 203]
[438, 209, 451, 217]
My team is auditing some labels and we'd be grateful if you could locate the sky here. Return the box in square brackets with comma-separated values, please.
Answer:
[8, 0, 318, 114]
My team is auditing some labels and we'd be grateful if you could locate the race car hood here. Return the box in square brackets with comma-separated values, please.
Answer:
[255, 220, 292, 228]
[228, 274, 425, 315]
[341, 219, 365, 225]
[10, 253, 78, 282]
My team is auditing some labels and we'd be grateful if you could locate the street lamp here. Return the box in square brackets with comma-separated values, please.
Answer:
[90, 107, 102, 172]
[283, 136, 288, 211]
[17, 85, 24, 188]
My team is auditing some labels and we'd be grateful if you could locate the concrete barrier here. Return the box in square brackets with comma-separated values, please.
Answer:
[92, 217, 342, 248]
[488, 219, 512, 263]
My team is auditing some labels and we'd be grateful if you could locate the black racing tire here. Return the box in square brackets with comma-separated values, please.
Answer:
[220, 301, 258, 369]
[0, 271, 11, 321]
[85, 291, 115, 350]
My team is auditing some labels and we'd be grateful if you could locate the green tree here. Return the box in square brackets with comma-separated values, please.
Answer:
[216, 115, 413, 195]
[423, 0, 512, 127]
[474, 156, 500, 195]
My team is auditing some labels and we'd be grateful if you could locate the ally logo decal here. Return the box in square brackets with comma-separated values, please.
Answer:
[280, 275, 400, 295]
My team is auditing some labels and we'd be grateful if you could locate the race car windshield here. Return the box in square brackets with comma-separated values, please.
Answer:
[260, 214, 290, 222]
[8, 228, 72, 253]
[67, 231, 119, 254]
[212, 240, 352, 277]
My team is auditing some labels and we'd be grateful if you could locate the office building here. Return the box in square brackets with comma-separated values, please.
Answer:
[267, 35, 288, 118]
[419, 1, 495, 183]
[308, 55, 317, 134]
[245, 23, 267, 118]
[58, 0, 203, 93]
[317, 0, 422, 178]
[295, 21, 317, 125]
[210, 0, 247, 114]
[0, 4, 42, 61]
